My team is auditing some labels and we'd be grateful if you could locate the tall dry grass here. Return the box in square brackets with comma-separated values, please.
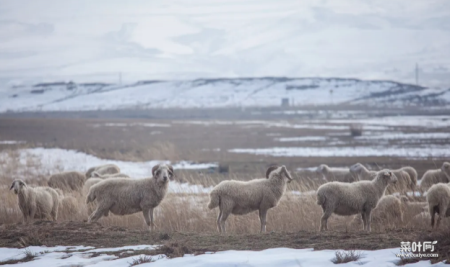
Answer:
[0, 148, 439, 233]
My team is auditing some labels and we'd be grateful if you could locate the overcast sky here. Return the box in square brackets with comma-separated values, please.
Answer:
[0, 0, 449, 86]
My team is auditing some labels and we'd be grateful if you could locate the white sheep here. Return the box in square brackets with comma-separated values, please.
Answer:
[48, 171, 86, 193]
[91, 172, 130, 179]
[398, 166, 418, 191]
[426, 182, 450, 229]
[315, 164, 358, 183]
[419, 162, 450, 193]
[208, 165, 293, 233]
[350, 195, 403, 228]
[85, 164, 120, 178]
[350, 163, 411, 195]
[86, 163, 173, 231]
[10, 179, 59, 223]
[349, 163, 377, 180]
[316, 170, 397, 232]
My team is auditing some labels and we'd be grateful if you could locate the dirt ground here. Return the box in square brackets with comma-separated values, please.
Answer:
[0, 221, 447, 264]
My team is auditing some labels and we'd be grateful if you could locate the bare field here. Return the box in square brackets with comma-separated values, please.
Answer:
[0, 113, 449, 263]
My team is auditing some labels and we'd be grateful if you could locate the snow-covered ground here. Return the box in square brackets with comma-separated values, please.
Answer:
[0, 245, 443, 267]
[0, 148, 215, 193]
[1, 78, 449, 112]
[230, 145, 450, 158]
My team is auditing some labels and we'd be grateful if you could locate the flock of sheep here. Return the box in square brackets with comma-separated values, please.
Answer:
[8, 161, 450, 233]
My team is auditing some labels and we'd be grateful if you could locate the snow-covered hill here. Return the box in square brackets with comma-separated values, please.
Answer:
[1, 78, 449, 112]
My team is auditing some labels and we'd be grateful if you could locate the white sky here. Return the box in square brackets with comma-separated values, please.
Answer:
[0, 0, 449, 86]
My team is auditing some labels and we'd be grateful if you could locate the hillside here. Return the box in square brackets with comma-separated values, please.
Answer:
[1, 78, 449, 112]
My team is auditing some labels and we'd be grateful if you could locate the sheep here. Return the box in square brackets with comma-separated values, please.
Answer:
[315, 164, 358, 183]
[316, 170, 397, 232]
[399, 196, 428, 217]
[350, 163, 411, 195]
[399, 166, 418, 191]
[426, 182, 450, 229]
[419, 162, 450, 193]
[85, 164, 120, 178]
[385, 170, 411, 195]
[208, 165, 293, 233]
[91, 172, 130, 179]
[48, 171, 86, 193]
[82, 178, 103, 196]
[350, 195, 403, 229]
[86, 163, 173, 231]
[10, 179, 59, 223]
[349, 163, 377, 180]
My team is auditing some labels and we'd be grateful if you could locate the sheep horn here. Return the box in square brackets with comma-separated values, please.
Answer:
[281, 166, 293, 183]
[266, 165, 278, 179]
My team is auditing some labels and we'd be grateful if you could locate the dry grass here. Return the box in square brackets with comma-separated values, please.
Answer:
[0, 148, 437, 234]
[331, 250, 363, 264]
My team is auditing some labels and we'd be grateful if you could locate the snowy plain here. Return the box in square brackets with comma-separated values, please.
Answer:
[0, 245, 444, 267]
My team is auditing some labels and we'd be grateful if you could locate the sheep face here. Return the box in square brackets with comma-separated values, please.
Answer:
[268, 165, 293, 183]
[441, 162, 450, 178]
[152, 164, 173, 184]
[349, 163, 363, 174]
[315, 164, 328, 174]
[10, 179, 26, 194]
[380, 171, 397, 185]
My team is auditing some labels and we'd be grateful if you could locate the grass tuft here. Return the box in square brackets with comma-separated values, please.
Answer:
[331, 250, 362, 264]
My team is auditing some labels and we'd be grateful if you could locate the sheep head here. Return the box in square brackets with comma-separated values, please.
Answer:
[379, 170, 397, 185]
[349, 163, 363, 174]
[315, 164, 328, 174]
[441, 162, 450, 178]
[152, 164, 173, 184]
[267, 165, 293, 183]
[10, 179, 26, 194]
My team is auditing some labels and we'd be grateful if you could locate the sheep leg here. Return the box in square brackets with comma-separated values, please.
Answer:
[142, 208, 155, 231]
[216, 209, 223, 233]
[436, 202, 449, 229]
[429, 204, 436, 228]
[29, 206, 36, 224]
[259, 209, 268, 233]
[219, 207, 231, 234]
[320, 208, 333, 231]
[360, 213, 366, 231]
[364, 210, 372, 232]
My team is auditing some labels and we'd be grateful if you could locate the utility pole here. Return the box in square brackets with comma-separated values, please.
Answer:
[119, 72, 122, 85]
[415, 63, 419, 85]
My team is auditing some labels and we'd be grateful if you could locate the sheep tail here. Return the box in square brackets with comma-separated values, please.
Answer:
[208, 190, 220, 209]
[86, 189, 96, 204]
[316, 191, 326, 206]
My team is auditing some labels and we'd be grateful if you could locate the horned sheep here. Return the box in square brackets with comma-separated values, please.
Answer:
[315, 164, 358, 183]
[48, 171, 86, 193]
[419, 162, 450, 193]
[86, 163, 173, 231]
[10, 179, 59, 223]
[426, 182, 450, 229]
[208, 165, 293, 233]
[316, 170, 397, 232]
[85, 164, 121, 179]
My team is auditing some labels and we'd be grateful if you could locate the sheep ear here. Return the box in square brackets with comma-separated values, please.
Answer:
[152, 164, 159, 177]
[266, 165, 278, 179]
[19, 181, 25, 186]
[9, 183, 14, 190]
